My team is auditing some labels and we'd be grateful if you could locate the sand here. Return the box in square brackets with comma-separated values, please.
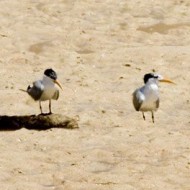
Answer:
[0, 0, 190, 189]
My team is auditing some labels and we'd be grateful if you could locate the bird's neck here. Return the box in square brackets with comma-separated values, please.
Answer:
[42, 76, 55, 86]
[145, 80, 159, 93]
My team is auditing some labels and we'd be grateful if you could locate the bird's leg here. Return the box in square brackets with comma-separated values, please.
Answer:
[151, 111, 154, 123]
[39, 101, 43, 114]
[142, 112, 145, 120]
[48, 99, 52, 115]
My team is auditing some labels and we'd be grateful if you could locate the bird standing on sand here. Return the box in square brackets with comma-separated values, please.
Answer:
[133, 73, 174, 123]
[27, 68, 63, 115]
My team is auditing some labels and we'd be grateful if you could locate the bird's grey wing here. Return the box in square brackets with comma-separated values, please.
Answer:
[27, 80, 44, 101]
[52, 89, 59, 100]
[133, 89, 144, 111]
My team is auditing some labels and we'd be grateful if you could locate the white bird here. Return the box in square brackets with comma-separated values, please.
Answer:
[133, 73, 174, 123]
[27, 68, 63, 115]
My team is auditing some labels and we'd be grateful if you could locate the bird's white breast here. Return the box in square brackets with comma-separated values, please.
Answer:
[40, 77, 57, 101]
[140, 83, 159, 111]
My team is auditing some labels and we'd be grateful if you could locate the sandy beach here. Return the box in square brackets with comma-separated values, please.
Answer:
[0, 0, 190, 189]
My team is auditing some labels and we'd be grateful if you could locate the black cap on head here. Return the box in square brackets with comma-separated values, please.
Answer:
[44, 68, 57, 80]
[143, 73, 158, 84]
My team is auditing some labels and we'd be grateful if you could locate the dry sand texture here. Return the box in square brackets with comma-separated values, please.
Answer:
[0, 0, 190, 189]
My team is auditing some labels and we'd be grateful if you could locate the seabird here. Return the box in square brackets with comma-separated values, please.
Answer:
[133, 73, 174, 123]
[27, 68, 63, 114]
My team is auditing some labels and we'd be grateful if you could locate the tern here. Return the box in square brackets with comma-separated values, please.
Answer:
[26, 68, 63, 115]
[133, 73, 174, 123]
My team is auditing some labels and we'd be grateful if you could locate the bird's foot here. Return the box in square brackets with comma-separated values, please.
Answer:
[39, 112, 52, 116]
[39, 113, 46, 116]
[48, 112, 53, 115]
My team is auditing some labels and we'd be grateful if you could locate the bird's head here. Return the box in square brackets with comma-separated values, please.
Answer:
[44, 68, 63, 90]
[144, 73, 175, 84]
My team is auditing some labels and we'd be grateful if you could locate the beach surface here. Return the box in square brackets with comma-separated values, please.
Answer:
[0, 0, 190, 189]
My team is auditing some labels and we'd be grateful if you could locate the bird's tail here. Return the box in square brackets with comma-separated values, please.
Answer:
[19, 85, 31, 93]
[19, 89, 27, 93]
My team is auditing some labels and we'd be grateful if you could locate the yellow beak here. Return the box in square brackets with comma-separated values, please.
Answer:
[159, 78, 175, 84]
[54, 80, 63, 90]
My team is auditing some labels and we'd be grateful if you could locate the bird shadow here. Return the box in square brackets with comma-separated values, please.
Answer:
[0, 114, 79, 131]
